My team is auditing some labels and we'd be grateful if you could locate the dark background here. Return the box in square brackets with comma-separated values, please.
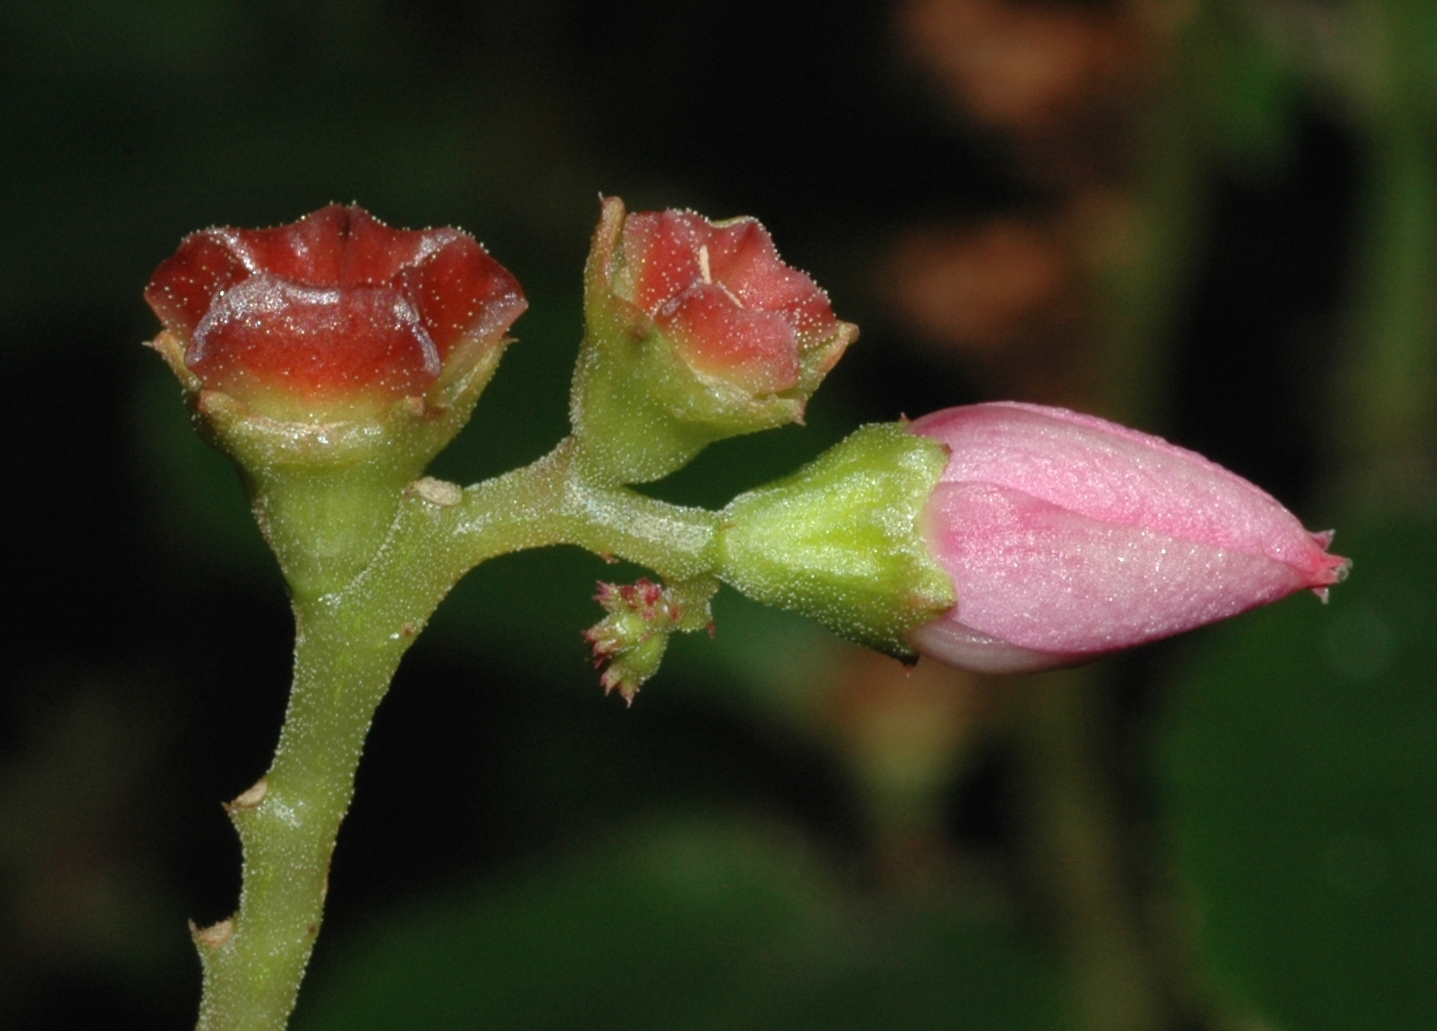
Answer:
[3, 2, 1434, 1029]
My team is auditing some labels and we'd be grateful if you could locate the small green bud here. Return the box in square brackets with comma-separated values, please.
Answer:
[717, 423, 955, 660]
[584, 577, 717, 702]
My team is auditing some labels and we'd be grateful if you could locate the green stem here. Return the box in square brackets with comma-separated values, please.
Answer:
[1015, 669, 1166, 1031]
[192, 437, 721, 1031]
[1338, 125, 1437, 499]
[194, 609, 405, 1030]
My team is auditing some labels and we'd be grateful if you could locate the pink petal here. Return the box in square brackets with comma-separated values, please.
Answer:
[907, 620, 1074, 675]
[922, 481, 1311, 655]
[906, 402, 1351, 670]
[910, 402, 1346, 583]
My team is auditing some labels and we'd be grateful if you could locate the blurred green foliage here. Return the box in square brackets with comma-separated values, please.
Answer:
[1160, 514, 1437, 1030]
[296, 816, 1063, 1031]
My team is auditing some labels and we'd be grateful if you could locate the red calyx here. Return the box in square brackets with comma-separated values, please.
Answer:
[145, 205, 526, 421]
[620, 210, 840, 395]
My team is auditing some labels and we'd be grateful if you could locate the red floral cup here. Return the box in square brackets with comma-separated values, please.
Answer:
[144, 206, 529, 596]
[146, 204, 526, 423]
[613, 206, 851, 396]
[572, 197, 858, 484]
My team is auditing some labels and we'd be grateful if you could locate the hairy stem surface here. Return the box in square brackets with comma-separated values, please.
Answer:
[192, 438, 721, 1031]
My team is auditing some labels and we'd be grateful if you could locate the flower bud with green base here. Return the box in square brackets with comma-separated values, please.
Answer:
[570, 196, 858, 485]
[717, 423, 956, 659]
[718, 404, 1351, 674]
[145, 204, 526, 598]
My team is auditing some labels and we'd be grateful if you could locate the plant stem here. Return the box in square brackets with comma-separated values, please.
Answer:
[194, 606, 406, 1030]
[192, 437, 722, 1031]
[1337, 125, 1437, 504]
[1016, 669, 1165, 1031]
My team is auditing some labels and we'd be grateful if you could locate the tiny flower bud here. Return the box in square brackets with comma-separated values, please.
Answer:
[907, 402, 1351, 673]
[584, 578, 687, 702]
[571, 197, 858, 484]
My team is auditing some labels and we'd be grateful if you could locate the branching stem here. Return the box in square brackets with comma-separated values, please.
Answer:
[192, 436, 722, 1031]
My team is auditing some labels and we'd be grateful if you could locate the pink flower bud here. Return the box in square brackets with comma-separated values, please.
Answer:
[907, 402, 1350, 673]
[145, 205, 526, 422]
[614, 207, 852, 395]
